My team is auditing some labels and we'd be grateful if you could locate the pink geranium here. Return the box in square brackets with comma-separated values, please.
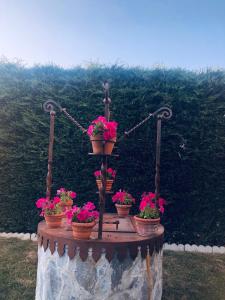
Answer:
[35, 196, 62, 216]
[103, 121, 118, 140]
[87, 116, 118, 140]
[57, 187, 77, 204]
[66, 202, 99, 224]
[36, 198, 46, 209]
[112, 190, 135, 205]
[84, 201, 96, 211]
[94, 168, 116, 180]
[138, 192, 166, 219]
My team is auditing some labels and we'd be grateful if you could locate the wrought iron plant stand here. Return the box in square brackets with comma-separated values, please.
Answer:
[36, 82, 172, 300]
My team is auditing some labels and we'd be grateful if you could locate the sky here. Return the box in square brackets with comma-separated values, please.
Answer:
[0, 0, 224, 70]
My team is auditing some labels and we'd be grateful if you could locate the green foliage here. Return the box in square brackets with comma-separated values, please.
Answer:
[0, 61, 225, 245]
[139, 207, 160, 219]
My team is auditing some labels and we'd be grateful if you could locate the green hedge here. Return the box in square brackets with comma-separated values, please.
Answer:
[0, 61, 225, 245]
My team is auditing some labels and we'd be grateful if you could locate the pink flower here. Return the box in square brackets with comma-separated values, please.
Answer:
[95, 116, 107, 124]
[140, 199, 147, 211]
[158, 197, 166, 207]
[90, 210, 99, 219]
[65, 209, 73, 220]
[48, 203, 55, 210]
[72, 206, 79, 213]
[107, 168, 113, 173]
[84, 202, 95, 211]
[87, 124, 94, 136]
[150, 202, 155, 208]
[94, 170, 101, 177]
[77, 209, 90, 222]
[36, 198, 46, 208]
[103, 121, 117, 140]
[69, 191, 77, 199]
[57, 187, 65, 195]
[53, 197, 61, 204]
[159, 206, 165, 214]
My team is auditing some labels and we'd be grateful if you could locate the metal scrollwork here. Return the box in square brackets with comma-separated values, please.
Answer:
[153, 106, 172, 120]
[43, 100, 63, 113]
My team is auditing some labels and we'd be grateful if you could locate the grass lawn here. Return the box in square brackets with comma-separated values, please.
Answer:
[1, 238, 225, 300]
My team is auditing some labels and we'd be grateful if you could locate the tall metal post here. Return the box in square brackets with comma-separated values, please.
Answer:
[154, 117, 162, 201]
[154, 107, 172, 203]
[98, 82, 111, 239]
[46, 110, 56, 200]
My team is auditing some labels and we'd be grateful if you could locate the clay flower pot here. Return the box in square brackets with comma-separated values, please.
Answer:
[61, 199, 73, 212]
[90, 134, 116, 155]
[45, 214, 64, 229]
[115, 204, 132, 218]
[134, 216, 160, 236]
[96, 179, 114, 192]
[71, 221, 96, 240]
[90, 134, 104, 154]
[104, 137, 116, 155]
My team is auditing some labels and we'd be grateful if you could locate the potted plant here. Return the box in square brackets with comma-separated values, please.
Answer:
[134, 192, 165, 236]
[87, 116, 118, 154]
[57, 187, 77, 211]
[112, 190, 135, 218]
[94, 168, 116, 191]
[35, 196, 63, 228]
[66, 202, 99, 239]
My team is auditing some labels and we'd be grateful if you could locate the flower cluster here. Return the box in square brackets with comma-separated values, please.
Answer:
[57, 187, 76, 204]
[87, 116, 118, 140]
[139, 192, 166, 219]
[112, 190, 135, 205]
[66, 202, 99, 224]
[36, 197, 62, 216]
[94, 168, 116, 180]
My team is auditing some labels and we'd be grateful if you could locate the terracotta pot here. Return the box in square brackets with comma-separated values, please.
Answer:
[71, 221, 96, 240]
[115, 204, 132, 218]
[96, 179, 114, 192]
[90, 135, 116, 155]
[45, 214, 64, 229]
[134, 215, 160, 236]
[61, 199, 73, 213]
[90, 134, 104, 154]
[104, 137, 116, 155]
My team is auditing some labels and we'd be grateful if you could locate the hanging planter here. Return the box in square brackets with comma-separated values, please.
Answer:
[36, 196, 64, 229]
[134, 192, 165, 236]
[87, 116, 118, 155]
[66, 202, 99, 240]
[94, 168, 116, 192]
[112, 190, 135, 218]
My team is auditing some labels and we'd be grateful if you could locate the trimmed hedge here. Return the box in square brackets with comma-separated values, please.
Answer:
[0, 62, 225, 245]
